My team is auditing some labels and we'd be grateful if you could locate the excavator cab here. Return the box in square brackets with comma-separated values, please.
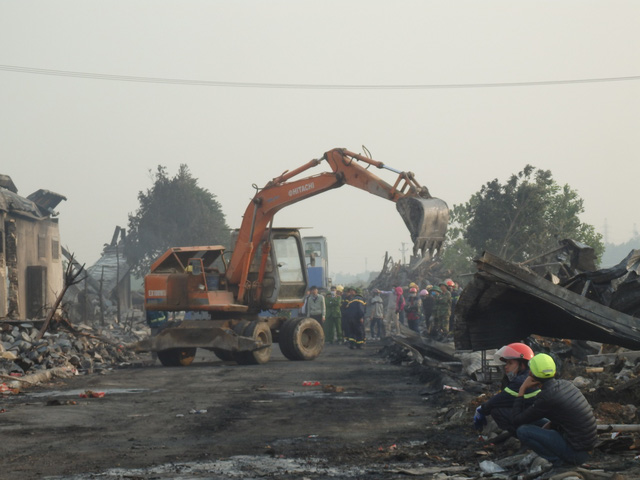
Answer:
[242, 228, 308, 312]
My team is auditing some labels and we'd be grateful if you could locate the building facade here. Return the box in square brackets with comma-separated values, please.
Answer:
[0, 174, 66, 319]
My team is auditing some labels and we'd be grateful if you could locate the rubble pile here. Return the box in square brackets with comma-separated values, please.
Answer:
[368, 254, 455, 292]
[377, 332, 640, 478]
[0, 314, 149, 378]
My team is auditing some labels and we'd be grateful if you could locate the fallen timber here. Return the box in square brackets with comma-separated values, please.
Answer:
[455, 251, 640, 351]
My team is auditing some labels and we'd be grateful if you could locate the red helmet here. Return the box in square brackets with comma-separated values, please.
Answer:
[446, 279, 455, 287]
[494, 343, 534, 362]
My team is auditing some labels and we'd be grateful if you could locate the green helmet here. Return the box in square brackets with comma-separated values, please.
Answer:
[529, 353, 556, 379]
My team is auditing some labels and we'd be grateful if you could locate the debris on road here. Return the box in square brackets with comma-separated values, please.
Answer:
[0, 314, 148, 390]
[79, 390, 105, 398]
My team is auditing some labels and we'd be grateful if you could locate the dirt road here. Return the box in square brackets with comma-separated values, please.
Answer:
[1, 340, 479, 479]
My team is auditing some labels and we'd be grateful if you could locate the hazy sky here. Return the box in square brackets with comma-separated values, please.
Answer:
[2, 1, 639, 276]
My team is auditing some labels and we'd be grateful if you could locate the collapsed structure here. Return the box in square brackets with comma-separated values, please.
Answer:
[455, 242, 640, 352]
[0, 174, 66, 320]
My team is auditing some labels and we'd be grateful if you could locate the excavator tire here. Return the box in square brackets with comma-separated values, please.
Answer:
[278, 317, 324, 361]
[232, 320, 251, 335]
[233, 321, 273, 365]
[212, 348, 234, 361]
[156, 348, 197, 367]
[277, 318, 298, 360]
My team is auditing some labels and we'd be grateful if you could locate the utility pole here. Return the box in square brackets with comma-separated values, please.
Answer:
[399, 243, 408, 265]
[115, 243, 121, 325]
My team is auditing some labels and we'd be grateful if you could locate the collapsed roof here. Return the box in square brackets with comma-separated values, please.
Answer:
[0, 175, 66, 220]
[454, 247, 640, 352]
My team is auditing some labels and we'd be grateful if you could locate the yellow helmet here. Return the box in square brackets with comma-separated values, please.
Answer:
[336, 285, 344, 292]
[529, 353, 556, 379]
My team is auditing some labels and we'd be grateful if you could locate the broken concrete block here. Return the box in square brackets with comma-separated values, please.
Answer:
[572, 376, 592, 388]
[1, 351, 18, 360]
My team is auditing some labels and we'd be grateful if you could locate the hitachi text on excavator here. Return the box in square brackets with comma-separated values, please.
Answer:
[137, 148, 449, 366]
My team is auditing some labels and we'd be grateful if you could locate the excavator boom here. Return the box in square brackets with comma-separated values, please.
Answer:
[226, 148, 449, 294]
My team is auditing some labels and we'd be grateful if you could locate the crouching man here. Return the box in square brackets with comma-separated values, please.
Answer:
[474, 343, 540, 438]
[511, 353, 597, 467]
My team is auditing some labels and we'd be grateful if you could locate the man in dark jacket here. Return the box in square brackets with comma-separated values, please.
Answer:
[343, 287, 366, 349]
[512, 353, 597, 466]
[474, 343, 540, 436]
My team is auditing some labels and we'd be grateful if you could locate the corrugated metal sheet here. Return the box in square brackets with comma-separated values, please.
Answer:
[27, 189, 67, 214]
[86, 245, 130, 296]
[454, 251, 640, 351]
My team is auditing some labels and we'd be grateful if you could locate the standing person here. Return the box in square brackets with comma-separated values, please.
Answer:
[146, 309, 169, 336]
[446, 279, 459, 332]
[304, 285, 325, 324]
[324, 285, 343, 344]
[419, 288, 435, 336]
[339, 285, 349, 343]
[474, 343, 540, 438]
[394, 286, 406, 327]
[404, 287, 421, 333]
[433, 282, 452, 339]
[146, 309, 169, 363]
[344, 287, 366, 349]
[369, 289, 386, 339]
[511, 353, 597, 467]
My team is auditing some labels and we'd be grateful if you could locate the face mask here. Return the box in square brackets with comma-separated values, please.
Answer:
[506, 370, 518, 382]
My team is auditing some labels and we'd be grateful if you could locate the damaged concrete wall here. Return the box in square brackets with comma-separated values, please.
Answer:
[0, 209, 64, 320]
[4, 219, 19, 317]
[0, 220, 6, 315]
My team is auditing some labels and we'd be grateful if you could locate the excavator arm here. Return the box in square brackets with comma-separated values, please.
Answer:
[226, 148, 449, 299]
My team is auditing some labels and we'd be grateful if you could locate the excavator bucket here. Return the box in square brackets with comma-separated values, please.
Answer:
[396, 196, 449, 259]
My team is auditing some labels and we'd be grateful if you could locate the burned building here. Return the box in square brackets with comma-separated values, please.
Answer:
[64, 226, 132, 324]
[0, 174, 66, 320]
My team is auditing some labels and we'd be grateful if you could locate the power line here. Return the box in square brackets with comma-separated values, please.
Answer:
[1, 64, 639, 90]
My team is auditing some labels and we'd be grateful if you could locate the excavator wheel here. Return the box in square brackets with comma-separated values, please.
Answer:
[212, 348, 234, 361]
[233, 321, 273, 365]
[278, 317, 324, 361]
[277, 318, 298, 360]
[156, 348, 197, 367]
[232, 320, 251, 335]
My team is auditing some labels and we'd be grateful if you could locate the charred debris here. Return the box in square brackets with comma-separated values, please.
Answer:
[455, 242, 640, 352]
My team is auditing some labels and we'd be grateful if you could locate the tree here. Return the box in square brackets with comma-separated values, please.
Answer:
[448, 165, 604, 264]
[124, 165, 231, 277]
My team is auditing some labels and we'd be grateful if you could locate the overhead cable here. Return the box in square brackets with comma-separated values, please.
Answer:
[1, 64, 639, 89]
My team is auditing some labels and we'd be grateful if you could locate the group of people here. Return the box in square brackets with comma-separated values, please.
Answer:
[301, 278, 463, 349]
[390, 279, 462, 339]
[301, 284, 367, 349]
[475, 342, 597, 468]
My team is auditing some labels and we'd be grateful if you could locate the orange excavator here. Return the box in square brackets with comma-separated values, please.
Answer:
[138, 148, 448, 366]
